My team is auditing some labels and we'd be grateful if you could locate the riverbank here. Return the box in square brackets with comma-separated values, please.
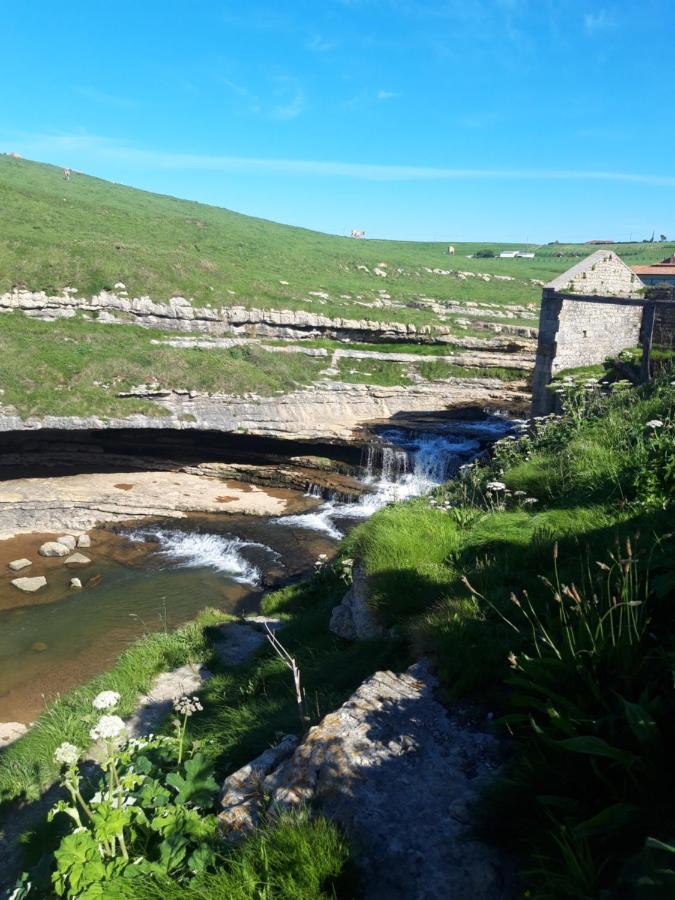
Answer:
[0, 470, 301, 538]
[3, 375, 672, 897]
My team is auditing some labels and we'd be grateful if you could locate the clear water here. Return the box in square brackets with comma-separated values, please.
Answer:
[0, 414, 515, 724]
[274, 416, 514, 538]
[0, 514, 333, 723]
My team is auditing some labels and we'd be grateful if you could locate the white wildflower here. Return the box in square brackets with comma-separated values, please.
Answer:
[645, 420, 664, 429]
[92, 690, 121, 710]
[54, 742, 80, 766]
[486, 481, 506, 492]
[523, 497, 539, 505]
[514, 490, 527, 497]
[173, 694, 203, 717]
[90, 715, 127, 742]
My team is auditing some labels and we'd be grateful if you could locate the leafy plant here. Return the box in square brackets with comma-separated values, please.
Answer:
[17, 691, 222, 898]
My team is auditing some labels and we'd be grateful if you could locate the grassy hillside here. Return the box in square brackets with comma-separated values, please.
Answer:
[2, 155, 673, 322]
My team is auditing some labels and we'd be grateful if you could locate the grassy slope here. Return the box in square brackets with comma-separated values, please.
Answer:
[344, 377, 674, 894]
[0, 313, 327, 417]
[3, 155, 673, 323]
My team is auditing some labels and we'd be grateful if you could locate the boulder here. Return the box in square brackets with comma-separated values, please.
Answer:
[64, 553, 91, 565]
[219, 735, 298, 835]
[11, 576, 47, 592]
[69, 577, 82, 589]
[77, 534, 91, 548]
[8, 558, 32, 571]
[329, 563, 385, 641]
[38, 541, 70, 557]
[56, 535, 77, 550]
[263, 662, 514, 899]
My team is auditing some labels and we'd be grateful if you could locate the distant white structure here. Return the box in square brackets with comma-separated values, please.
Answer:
[447, 245, 455, 256]
[499, 250, 535, 259]
[351, 229, 365, 239]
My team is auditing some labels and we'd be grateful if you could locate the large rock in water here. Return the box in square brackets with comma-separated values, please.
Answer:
[248, 662, 513, 899]
[38, 541, 70, 557]
[329, 563, 385, 640]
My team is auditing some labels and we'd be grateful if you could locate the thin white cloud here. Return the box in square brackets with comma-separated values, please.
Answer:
[376, 90, 400, 100]
[270, 77, 305, 120]
[75, 87, 137, 109]
[6, 131, 675, 186]
[307, 34, 339, 52]
[584, 9, 613, 34]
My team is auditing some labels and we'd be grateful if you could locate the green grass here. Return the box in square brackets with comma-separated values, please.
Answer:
[0, 312, 326, 417]
[0, 609, 230, 803]
[3, 155, 672, 325]
[335, 357, 413, 386]
[341, 375, 674, 894]
[185, 574, 405, 780]
[416, 359, 529, 382]
[111, 810, 355, 900]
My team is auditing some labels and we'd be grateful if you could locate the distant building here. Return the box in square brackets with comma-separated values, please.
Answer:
[631, 254, 675, 286]
[586, 239, 615, 245]
[499, 250, 536, 259]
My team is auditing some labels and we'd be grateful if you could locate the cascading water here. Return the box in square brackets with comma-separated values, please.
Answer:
[274, 416, 515, 538]
[126, 527, 277, 584]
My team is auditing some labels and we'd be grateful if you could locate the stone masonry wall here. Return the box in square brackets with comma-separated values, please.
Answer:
[547, 250, 644, 297]
[531, 292, 643, 415]
[654, 304, 675, 349]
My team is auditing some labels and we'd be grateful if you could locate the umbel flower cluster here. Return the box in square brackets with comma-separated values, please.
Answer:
[173, 694, 203, 716]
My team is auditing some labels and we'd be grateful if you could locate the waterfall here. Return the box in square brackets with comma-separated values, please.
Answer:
[273, 418, 514, 538]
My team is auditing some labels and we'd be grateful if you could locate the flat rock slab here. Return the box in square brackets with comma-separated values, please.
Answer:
[125, 663, 211, 739]
[265, 662, 514, 900]
[64, 552, 91, 565]
[213, 622, 267, 667]
[11, 576, 47, 592]
[8, 558, 32, 571]
[38, 541, 70, 557]
[0, 721, 28, 749]
[77, 534, 91, 548]
[56, 535, 77, 549]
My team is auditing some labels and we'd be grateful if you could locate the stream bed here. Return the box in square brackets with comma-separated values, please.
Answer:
[0, 414, 514, 725]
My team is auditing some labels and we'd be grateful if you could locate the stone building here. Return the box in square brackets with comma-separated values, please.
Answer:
[530, 251, 649, 415]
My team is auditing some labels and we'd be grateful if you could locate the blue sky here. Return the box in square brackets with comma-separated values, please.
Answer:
[3, 0, 674, 242]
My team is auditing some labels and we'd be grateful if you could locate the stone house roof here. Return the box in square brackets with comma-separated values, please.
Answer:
[545, 250, 644, 298]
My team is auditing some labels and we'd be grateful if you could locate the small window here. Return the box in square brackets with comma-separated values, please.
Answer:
[583, 330, 588, 338]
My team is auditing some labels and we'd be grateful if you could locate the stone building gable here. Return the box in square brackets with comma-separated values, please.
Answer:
[545, 250, 643, 298]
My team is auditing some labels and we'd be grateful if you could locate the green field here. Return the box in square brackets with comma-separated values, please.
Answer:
[2, 155, 673, 323]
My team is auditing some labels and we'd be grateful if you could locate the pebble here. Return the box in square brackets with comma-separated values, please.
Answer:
[8, 559, 32, 571]
[70, 577, 82, 589]
[76, 534, 91, 548]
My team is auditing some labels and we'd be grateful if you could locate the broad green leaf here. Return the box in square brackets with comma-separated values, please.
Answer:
[554, 736, 639, 765]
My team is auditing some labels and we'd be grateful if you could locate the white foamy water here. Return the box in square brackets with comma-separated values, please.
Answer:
[272, 425, 505, 539]
[130, 528, 271, 584]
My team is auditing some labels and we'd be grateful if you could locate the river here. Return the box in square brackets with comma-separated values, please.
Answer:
[0, 414, 514, 724]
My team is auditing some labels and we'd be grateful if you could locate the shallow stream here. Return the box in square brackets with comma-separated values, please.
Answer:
[0, 414, 514, 724]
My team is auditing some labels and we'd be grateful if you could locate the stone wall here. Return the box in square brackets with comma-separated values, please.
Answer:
[654, 303, 675, 349]
[531, 292, 644, 415]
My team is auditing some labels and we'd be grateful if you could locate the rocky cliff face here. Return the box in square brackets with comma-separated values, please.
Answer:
[0, 378, 529, 443]
[0, 288, 537, 340]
